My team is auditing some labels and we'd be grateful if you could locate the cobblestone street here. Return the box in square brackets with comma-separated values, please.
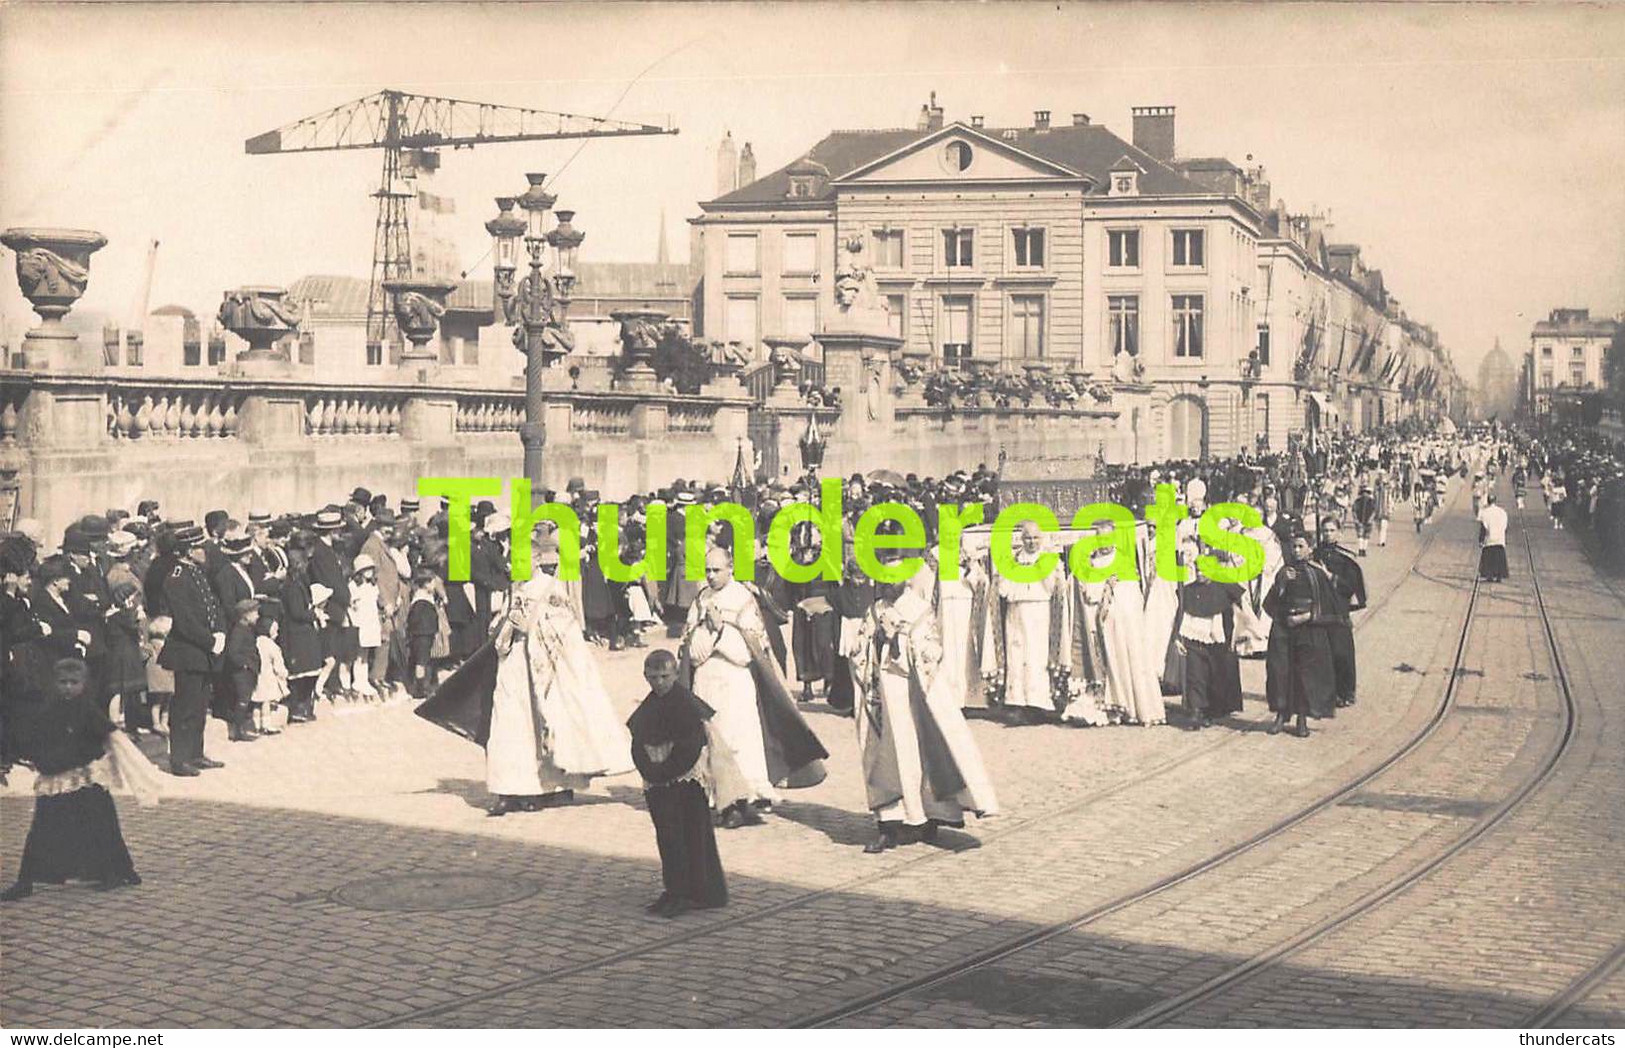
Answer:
[5, 486, 1619, 1028]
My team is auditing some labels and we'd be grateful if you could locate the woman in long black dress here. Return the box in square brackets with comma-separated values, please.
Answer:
[2, 657, 141, 901]
[1262, 531, 1338, 737]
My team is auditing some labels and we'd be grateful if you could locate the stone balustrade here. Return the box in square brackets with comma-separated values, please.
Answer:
[0, 368, 751, 540]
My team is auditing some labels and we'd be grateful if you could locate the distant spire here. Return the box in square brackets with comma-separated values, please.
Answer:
[657, 207, 670, 265]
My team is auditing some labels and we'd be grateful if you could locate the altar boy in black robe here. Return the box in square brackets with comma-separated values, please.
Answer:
[629, 650, 727, 918]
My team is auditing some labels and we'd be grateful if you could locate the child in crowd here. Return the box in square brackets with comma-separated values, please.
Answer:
[627, 650, 727, 919]
[223, 599, 261, 742]
[348, 555, 382, 701]
[405, 569, 440, 699]
[252, 613, 290, 735]
[143, 615, 173, 737]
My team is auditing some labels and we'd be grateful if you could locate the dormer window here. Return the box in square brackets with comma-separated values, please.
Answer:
[1109, 156, 1143, 197]
[784, 156, 830, 200]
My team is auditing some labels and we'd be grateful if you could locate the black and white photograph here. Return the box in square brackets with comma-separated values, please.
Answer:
[2, 0, 1623, 1033]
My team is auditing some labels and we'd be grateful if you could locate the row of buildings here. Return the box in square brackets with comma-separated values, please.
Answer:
[691, 96, 1463, 457]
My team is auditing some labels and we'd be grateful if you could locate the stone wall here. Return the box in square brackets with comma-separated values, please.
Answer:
[0, 372, 749, 539]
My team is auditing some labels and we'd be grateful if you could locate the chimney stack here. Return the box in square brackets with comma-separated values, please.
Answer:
[737, 142, 756, 189]
[1131, 105, 1176, 162]
[970, 115, 985, 129]
[716, 131, 737, 196]
[1072, 113, 1090, 126]
[926, 90, 944, 130]
[1033, 109, 1051, 131]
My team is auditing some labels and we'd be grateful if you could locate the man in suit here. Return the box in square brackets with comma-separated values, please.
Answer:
[159, 525, 227, 776]
[213, 532, 258, 610]
[308, 510, 351, 697]
[360, 511, 404, 695]
[202, 510, 232, 583]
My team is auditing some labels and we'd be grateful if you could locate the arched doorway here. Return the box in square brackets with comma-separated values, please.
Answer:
[1168, 395, 1208, 460]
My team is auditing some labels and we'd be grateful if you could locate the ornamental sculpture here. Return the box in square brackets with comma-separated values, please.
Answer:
[511, 270, 575, 365]
[217, 285, 302, 359]
[2, 227, 108, 368]
[381, 277, 457, 362]
[15, 247, 90, 302]
[2, 227, 106, 326]
[831, 234, 889, 335]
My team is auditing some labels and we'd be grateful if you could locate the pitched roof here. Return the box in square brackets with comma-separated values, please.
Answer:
[288, 262, 699, 321]
[700, 120, 1203, 209]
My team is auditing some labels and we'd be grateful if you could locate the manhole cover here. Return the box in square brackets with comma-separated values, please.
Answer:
[331, 873, 540, 912]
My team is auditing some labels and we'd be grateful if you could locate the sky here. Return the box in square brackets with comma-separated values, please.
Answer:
[3, 1, 1623, 377]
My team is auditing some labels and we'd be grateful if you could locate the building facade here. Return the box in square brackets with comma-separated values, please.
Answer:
[1527, 307, 1619, 417]
[692, 98, 1457, 458]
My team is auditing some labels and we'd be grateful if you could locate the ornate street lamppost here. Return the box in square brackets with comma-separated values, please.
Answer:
[506, 173, 582, 490]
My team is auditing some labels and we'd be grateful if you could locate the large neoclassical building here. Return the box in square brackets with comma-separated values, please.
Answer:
[692, 97, 1455, 459]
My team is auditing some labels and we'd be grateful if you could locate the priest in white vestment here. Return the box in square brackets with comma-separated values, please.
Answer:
[853, 569, 999, 852]
[484, 537, 632, 816]
[995, 521, 1059, 724]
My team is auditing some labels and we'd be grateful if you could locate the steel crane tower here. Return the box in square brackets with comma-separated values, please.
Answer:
[245, 89, 676, 353]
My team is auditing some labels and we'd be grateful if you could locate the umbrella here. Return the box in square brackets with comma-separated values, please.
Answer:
[867, 468, 906, 487]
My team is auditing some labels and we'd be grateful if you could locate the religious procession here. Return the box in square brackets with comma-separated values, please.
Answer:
[0, 418, 1554, 915]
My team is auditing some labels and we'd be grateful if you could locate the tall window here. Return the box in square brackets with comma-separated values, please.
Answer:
[1570, 363, 1586, 386]
[724, 295, 759, 351]
[1013, 228, 1045, 268]
[942, 295, 973, 367]
[1257, 323, 1271, 365]
[1108, 229, 1140, 268]
[873, 229, 905, 269]
[1540, 369, 1553, 389]
[1173, 294, 1204, 358]
[885, 294, 907, 340]
[1171, 228, 1205, 267]
[1010, 295, 1045, 359]
[782, 232, 818, 275]
[1256, 392, 1271, 449]
[725, 233, 759, 275]
[943, 228, 974, 268]
[782, 296, 817, 341]
[1108, 295, 1139, 356]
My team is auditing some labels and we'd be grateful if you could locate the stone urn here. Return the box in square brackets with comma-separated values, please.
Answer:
[1, 227, 107, 370]
[383, 278, 457, 367]
[610, 307, 667, 391]
[218, 285, 302, 362]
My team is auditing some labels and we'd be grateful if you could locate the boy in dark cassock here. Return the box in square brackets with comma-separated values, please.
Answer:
[2, 658, 141, 901]
[628, 650, 727, 918]
[1314, 519, 1366, 709]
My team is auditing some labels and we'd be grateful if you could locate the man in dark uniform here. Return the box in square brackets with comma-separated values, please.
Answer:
[159, 525, 227, 776]
[1315, 518, 1366, 709]
[143, 520, 189, 616]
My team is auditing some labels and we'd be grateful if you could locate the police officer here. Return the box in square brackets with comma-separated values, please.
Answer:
[160, 524, 227, 777]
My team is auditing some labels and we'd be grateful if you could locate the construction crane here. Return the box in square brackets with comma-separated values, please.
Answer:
[245, 89, 677, 353]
